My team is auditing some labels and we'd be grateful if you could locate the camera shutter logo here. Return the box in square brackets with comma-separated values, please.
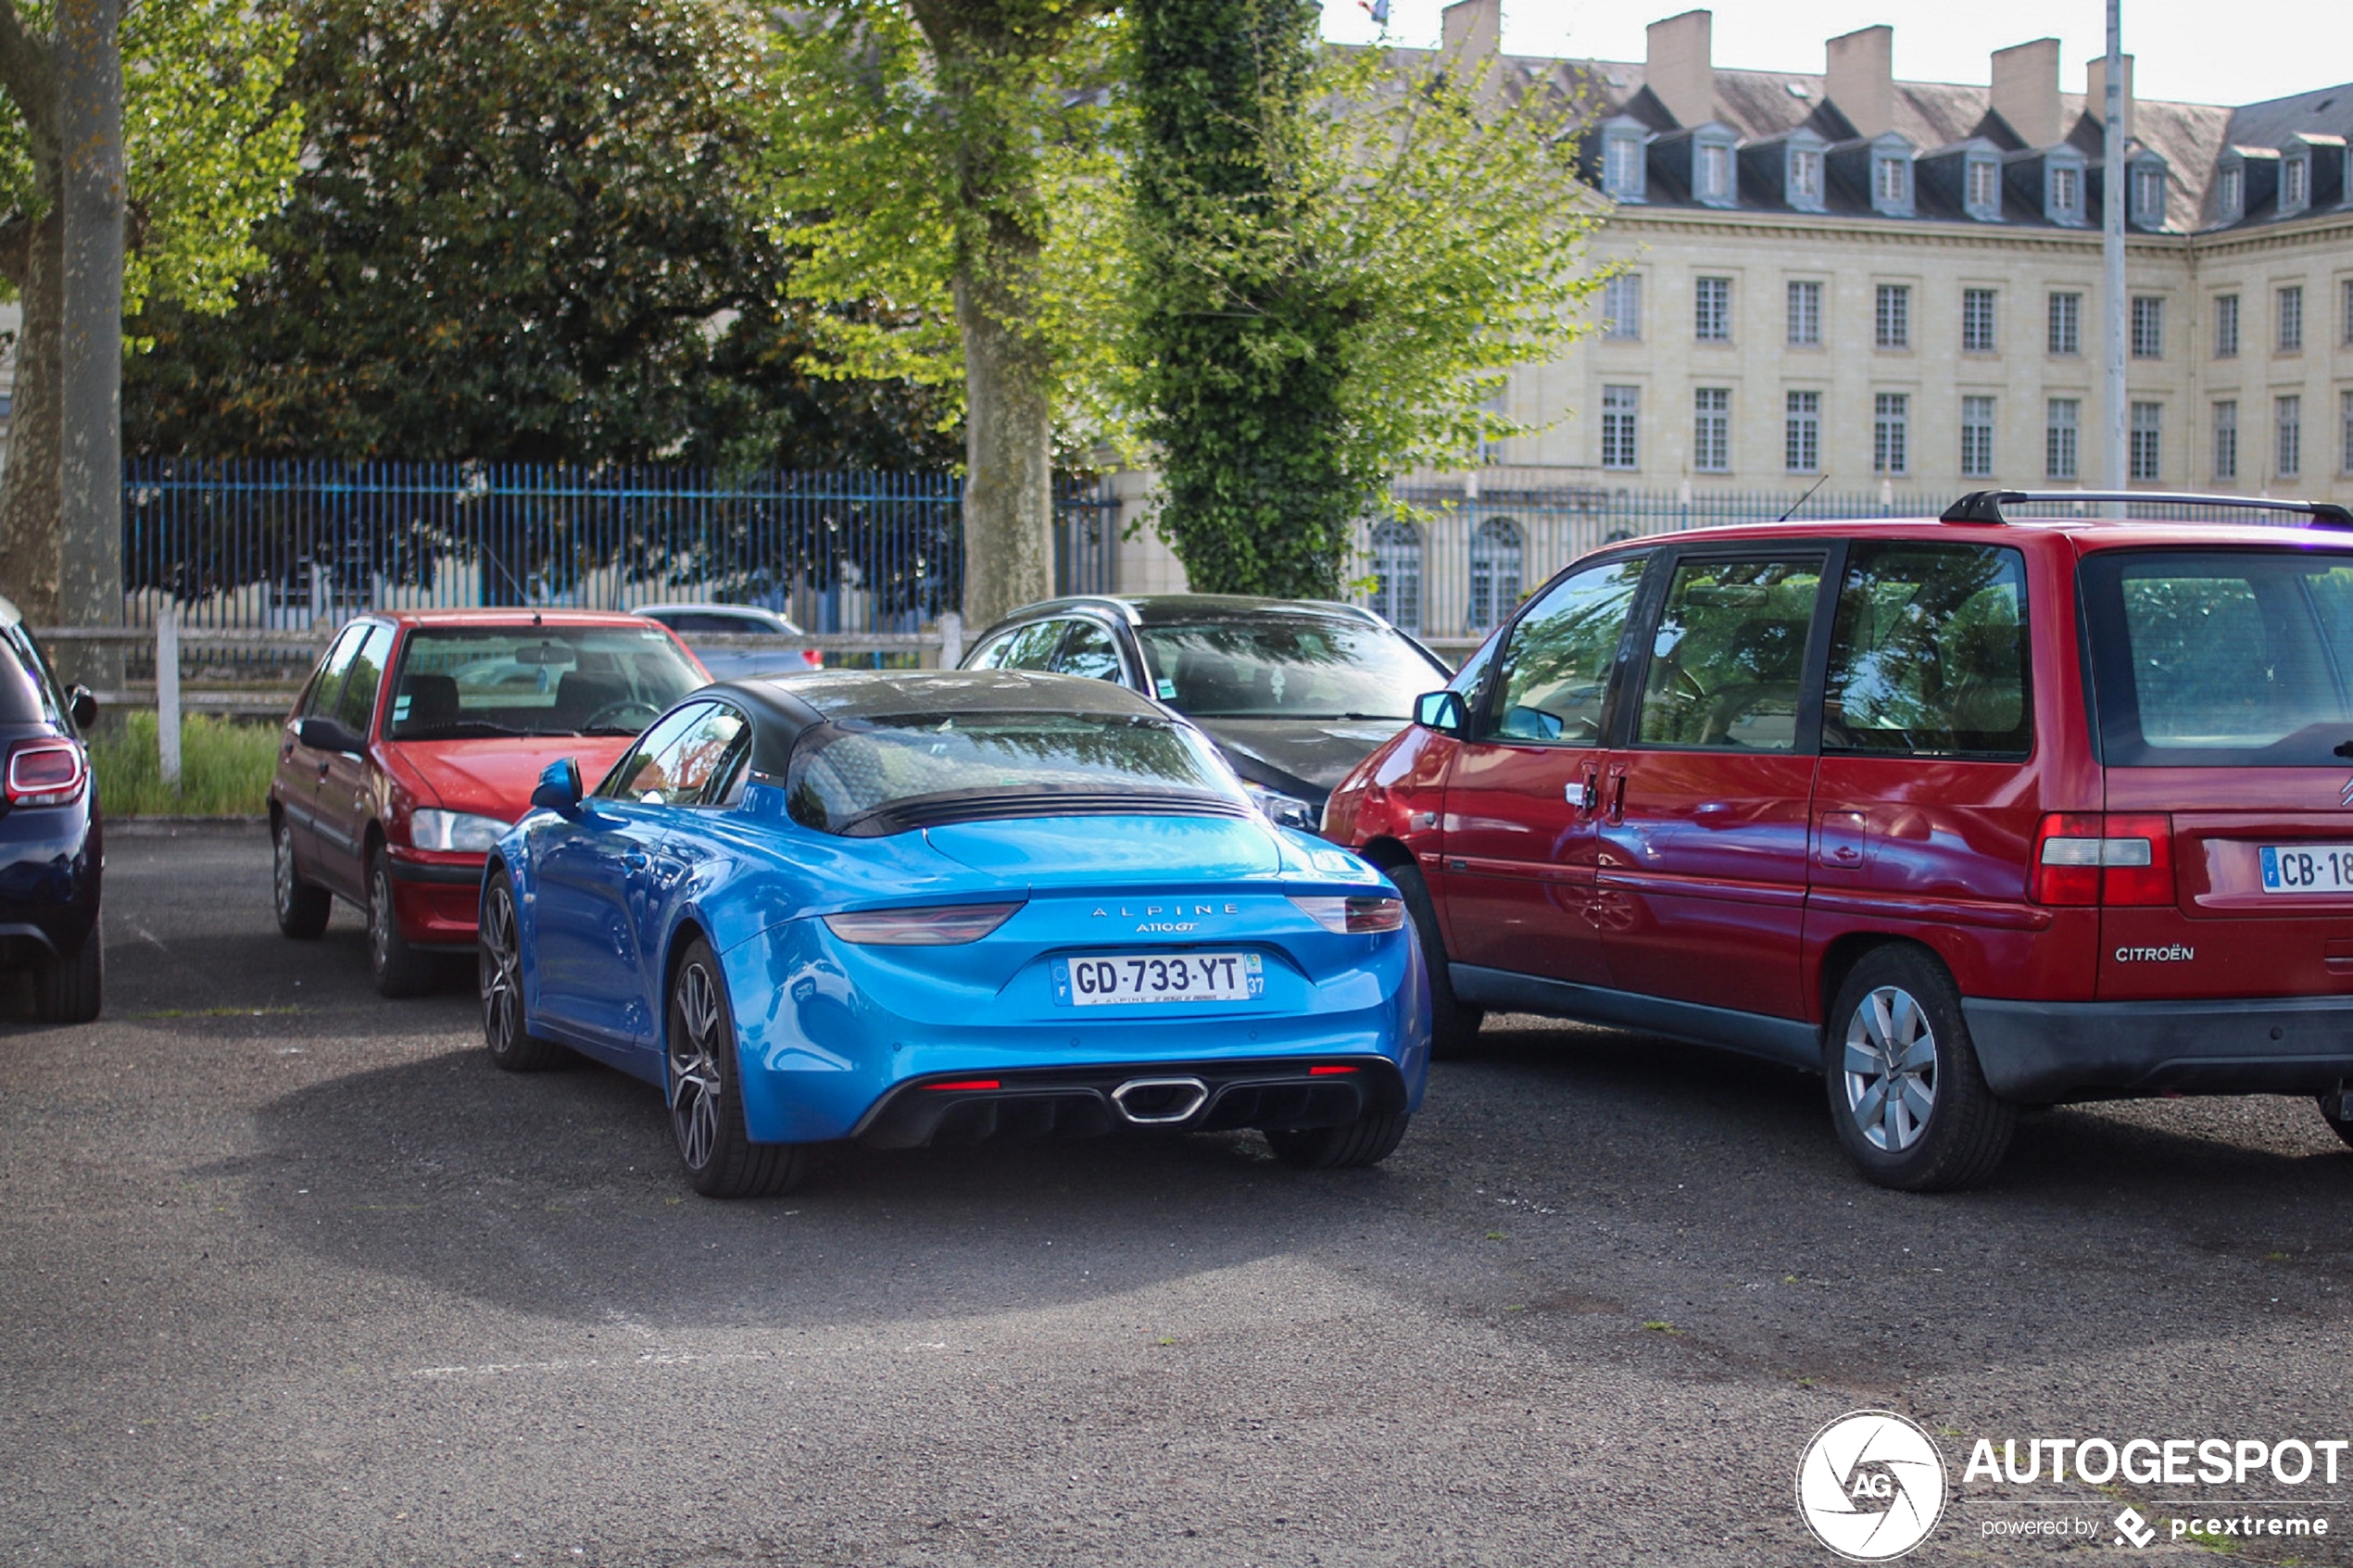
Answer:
[1795, 1410, 1949, 1561]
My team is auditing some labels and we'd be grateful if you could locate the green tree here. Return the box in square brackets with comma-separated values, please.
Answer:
[0, 0, 296, 626]
[766, 0, 1126, 628]
[125, 0, 959, 471]
[1129, 31, 1603, 597]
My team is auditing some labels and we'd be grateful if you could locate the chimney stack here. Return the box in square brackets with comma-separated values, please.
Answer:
[2085, 53, 2135, 142]
[1991, 38, 2063, 148]
[1441, 0, 1501, 72]
[1644, 10, 1715, 128]
[1825, 25, 1894, 138]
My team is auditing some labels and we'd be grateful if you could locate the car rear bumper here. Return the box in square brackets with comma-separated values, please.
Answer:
[1965, 995, 2353, 1101]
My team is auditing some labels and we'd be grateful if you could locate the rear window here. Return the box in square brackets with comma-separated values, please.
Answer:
[0, 633, 46, 725]
[785, 710, 1247, 835]
[2083, 549, 2353, 766]
[1135, 619, 1441, 720]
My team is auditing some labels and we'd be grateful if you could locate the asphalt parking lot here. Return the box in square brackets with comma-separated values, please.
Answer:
[5, 824, 2353, 1566]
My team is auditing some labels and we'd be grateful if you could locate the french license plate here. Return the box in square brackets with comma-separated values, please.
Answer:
[2259, 844, 2353, 893]
[1051, 952, 1264, 1007]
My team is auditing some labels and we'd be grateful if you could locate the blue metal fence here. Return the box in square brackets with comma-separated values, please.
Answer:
[120, 460, 1120, 632]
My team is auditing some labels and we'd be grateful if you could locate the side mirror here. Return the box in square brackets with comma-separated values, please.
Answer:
[297, 715, 362, 755]
[1414, 689, 1467, 735]
[66, 684, 96, 731]
[531, 757, 584, 818]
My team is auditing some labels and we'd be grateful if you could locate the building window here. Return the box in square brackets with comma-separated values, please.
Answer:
[1789, 146, 1823, 208]
[1466, 518, 1524, 633]
[2343, 390, 2353, 476]
[2215, 294, 2240, 358]
[2048, 292, 2082, 357]
[2279, 395, 2303, 478]
[2049, 163, 2082, 222]
[1960, 395, 1995, 479]
[1367, 521, 1423, 635]
[2219, 165, 2244, 220]
[2046, 398, 2080, 480]
[1603, 131, 1647, 201]
[1962, 288, 1997, 354]
[2284, 156, 2309, 211]
[1601, 273, 1642, 341]
[2130, 402, 2162, 482]
[2279, 285, 2304, 353]
[1785, 391, 1820, 473]
[1787, 280, 1821, 346]
[1872, 153, 1910, 213]
[1873, 393, 1908, 475]
[1696, 141, 1733, 205]
[1694, 276, 1731, 343]
[2132, 163, 2166, 227]
[1693, 388, 1730, 473]
[1601, 384, 1640, 470]
[1966, 157, 2000, 217]
[1875, 284, 1910, 350]
[2213, 400, 2238, 481]
[2130, 296, 2163, 359]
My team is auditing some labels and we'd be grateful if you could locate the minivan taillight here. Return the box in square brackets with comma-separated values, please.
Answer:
[2032, 812, 2173, 906]
[5, 738, 88, 808]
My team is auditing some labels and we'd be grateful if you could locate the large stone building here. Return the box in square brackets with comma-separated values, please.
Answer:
[1106, 5, 2353, 636]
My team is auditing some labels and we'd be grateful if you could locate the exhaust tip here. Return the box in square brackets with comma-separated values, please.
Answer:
[1111, 1076, 1209, 1125]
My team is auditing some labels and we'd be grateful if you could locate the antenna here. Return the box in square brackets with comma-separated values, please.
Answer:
[1776, 473, 1830, 523]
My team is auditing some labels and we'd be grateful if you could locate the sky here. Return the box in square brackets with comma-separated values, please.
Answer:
[1318, 0, 2353, 108]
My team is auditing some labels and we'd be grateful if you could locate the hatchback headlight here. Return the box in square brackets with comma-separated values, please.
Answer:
[409, 808, 508, 853]
[1246, 784, 1320, 832]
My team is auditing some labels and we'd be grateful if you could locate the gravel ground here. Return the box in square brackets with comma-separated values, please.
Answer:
[3, 823, 2351, 1566]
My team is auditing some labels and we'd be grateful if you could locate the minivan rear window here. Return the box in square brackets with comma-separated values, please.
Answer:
[2082, 549, 2353, 767]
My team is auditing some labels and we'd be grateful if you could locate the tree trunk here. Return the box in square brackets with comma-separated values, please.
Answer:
[56, 0, 122, 640]
[0, 207, 63, 628]
[953, 265, 1053, 631]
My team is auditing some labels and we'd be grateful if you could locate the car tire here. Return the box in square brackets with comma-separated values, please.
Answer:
[667, 936, 805, 1199]
[272, 820, 332, 940]
[366, 845, 436, 998]
[1388, 859, 1483, 1059]
[34, 932, 102, 1023]
[1825, 946, 2015, 1193]
[478, 869, 563, 1072]
[2317, 1093, 2353, 1151]
[1265, 1110, 1410, 1170]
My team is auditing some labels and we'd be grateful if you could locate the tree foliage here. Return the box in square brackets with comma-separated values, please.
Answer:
[124, 0, 959, 471]
[1129, 31, 1604, 597]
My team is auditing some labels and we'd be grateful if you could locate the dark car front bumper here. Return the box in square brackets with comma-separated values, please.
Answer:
[1964, 995, 2353, 1101]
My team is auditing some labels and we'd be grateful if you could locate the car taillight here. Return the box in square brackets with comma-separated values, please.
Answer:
[822, 902, 1024, 945]
[6, 738, 87, 808]
[1289, 894, 1406, 934]
[2032, 812, 2172, 907]
[801, 649, 824, 670]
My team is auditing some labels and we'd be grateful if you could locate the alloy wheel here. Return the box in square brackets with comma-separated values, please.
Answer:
[1842, 984, 1938, 1152]
[369, 866, 394, 974]
[273, 826, 296, 918]
[669, 961, 724, 1172]
[480, 884, 522, 1055]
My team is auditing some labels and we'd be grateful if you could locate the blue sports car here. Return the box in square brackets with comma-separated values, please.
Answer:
[479, 669, 1431, 1197]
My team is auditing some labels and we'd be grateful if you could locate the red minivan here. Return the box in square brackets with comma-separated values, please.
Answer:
[1324, 491, 2353, 1190]
[270, 610, 709, 996]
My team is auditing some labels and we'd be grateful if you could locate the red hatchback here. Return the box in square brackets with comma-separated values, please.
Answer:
[1326, 491, 2353, 1190]
[269, 610, 709, 995]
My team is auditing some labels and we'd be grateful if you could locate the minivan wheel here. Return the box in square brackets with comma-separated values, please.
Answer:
[1825, 947, 2014, 1192]
[1388, 859, 1483, 1059]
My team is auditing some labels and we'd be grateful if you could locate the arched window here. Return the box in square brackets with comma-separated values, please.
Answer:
[1368, 520, 1422, 634]
[1466, 517, 1524, 632]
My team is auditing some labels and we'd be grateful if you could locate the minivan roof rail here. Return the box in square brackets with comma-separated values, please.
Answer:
[1941, 490, 2353, 528]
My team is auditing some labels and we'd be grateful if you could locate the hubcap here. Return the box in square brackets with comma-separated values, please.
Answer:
[480, 886, 521, 1053]
[1843, 985, 1938, 1152]
[370, 867, 393, 971]
[669, 962, 724, 1171]
[274, 828, 295, 914]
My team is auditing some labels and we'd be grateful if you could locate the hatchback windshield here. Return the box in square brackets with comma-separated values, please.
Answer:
[388, 626, 706, 739]
[1136, 619, 1440, 720]
[786, 711, 1246, 835]
[2083, 548, 2353, 766]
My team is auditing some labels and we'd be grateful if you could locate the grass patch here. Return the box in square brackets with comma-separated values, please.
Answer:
[91, 711, 278, 818]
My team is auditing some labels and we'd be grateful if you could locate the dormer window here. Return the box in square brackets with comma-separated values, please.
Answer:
[2046, 157, 2085, 224]
[1601, 120, 1649, 203]
[2218, 163, 2245, 223]
[2131, 160, 2167, 229]
[2283, 153, 2310, 214]
[1783, 136, 1825, 212]
[1965, 155, 2001, 220]
[1867, 137, 1914, 217]
[1692, 132, 1737, 207]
